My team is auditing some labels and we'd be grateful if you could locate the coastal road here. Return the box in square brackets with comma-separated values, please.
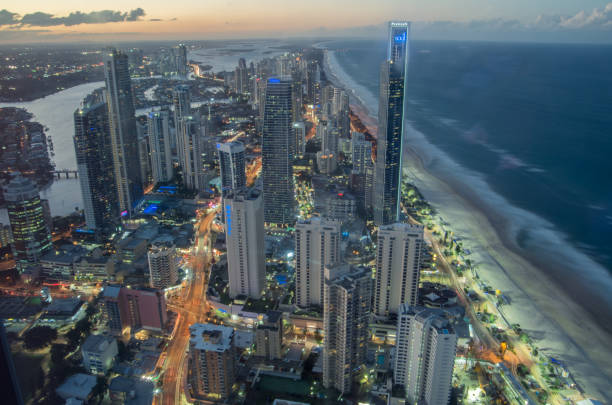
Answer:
[157, 210, 216, 405]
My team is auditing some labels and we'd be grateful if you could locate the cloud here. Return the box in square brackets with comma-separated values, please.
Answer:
[0, 9, 19, 25]
[1, 8, 146, 27]
[150, 18, 163, 22]
[126, 8, 145, 22]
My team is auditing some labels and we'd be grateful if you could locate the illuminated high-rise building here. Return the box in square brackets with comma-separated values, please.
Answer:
[74, 100, 118, 231]
[235, 58, 248, 94]
[323, 264, 372, 394]
[374, 223, 424, 318]
[262, 78, 294, 226]
[148, 110, 173, 184]
[374, 22, 410, 225]
[173, 84, 191, 165]
[174, 44, 188, 78]
[217, 141, 246, 194]
[3, 174, 52, 269]
[147, 242, 178, 289]
[224, 188, 265, 299]
[104, 48, 143, 215]
[188, 324, 237, 400]
[179, 116, 204, 191]
[295, 217, 341, 308]
[394, 305, 457, 405]
[292, 121, 306, 158]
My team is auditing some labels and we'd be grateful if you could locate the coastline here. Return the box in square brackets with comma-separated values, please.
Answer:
[321, 47, 612, 401]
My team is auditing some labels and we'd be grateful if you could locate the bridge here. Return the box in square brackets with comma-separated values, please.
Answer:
[53, 169, 78, 179]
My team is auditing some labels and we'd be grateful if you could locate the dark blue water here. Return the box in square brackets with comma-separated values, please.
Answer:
[328, 39, 612, 273]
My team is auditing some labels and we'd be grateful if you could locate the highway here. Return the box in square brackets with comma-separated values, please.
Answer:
[157, 209, 217, 405]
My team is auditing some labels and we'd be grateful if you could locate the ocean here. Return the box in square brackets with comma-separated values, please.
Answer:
[327, 39, 612, 277]
[326, 39, 612, 398]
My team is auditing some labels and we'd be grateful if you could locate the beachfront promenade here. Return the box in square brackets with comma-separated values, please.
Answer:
[401, 188, 585, 404]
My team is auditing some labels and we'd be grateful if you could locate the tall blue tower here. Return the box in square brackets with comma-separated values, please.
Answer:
[374, 22, 410, 225]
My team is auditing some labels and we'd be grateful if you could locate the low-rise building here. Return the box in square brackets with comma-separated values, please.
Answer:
[56, 373, 97, 401]
[81, 334, 118, 375]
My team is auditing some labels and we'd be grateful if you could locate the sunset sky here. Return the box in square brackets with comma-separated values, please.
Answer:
[2, 1, 612, 43]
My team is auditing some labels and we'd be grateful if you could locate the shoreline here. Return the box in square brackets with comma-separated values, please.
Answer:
[321, 47, 612, 401]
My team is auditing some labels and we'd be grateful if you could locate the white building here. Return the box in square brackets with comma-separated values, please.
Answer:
[147, 242, 178, 289]
[179, 116, 204, 191]
[295, 217, 341, 308]
[394, 305, 457, 405]
[323, 264, 372, 394]
[224, 188, 265, 299]
[81, 334, 118, 375]
[374, 223, 424, 318]
[148, 110, 174, 183]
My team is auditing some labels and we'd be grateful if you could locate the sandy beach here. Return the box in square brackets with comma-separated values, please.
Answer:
[321, 47, 612, 402]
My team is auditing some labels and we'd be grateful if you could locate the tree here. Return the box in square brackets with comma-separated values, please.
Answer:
[50, 343, 69, 365]
[23, 326, 57, 350]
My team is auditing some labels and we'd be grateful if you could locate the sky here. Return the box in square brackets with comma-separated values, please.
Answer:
[1, 1, 612, 43]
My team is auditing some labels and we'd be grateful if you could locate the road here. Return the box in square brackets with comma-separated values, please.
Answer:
[158, 210, 217, 405]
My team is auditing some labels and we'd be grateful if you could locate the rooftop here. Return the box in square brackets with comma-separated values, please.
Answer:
[82, 334, 116, 353]
[189, 323, 234, 352]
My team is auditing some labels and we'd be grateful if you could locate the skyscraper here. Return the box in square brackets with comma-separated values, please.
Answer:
[374, 22, 410, 225]
[174, 44, 188, 78]
[173, 84, 191, 166]
[3, 174, 52, 269]
[292, 121, 306, 158]
[74, 100, 118, 231]
[374, 223, 424, 318]
[217, 141, 246, 193]
[147, 242, 178, 289]
[394, 305, 457, 405]
[179, 116, 204, 191]
[148, 110, 173, 184]
[235, 58, 248, 94]
[262, 78, 295, 226]
[224, 188, 265, 299]
[295, 217, 341, 308]
[255, 310, 283, 360]
[323, 264, 372, 394]
[104, 48, 143, 215]
[188, 324, 237, 401]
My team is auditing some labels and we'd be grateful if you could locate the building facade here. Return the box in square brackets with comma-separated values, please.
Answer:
[102, 286, 168, 335]
[374, 22, 410, 225]
[74, 100, 118, 232]
[104, 48, 143, 215]
[147, 242, 178, 289]
[262, 78, 295, 226]
[224, 188, 266, 299]
[374, 223, 424, 318]
[323, 264, 372, 394]
[295, 217, 341, 308]
[179, 116, 204, 191]
[217, 141, 246, 193]
[255, 311, 283, 360]
[3, 174, 52, 269]
[81, 334, 118, 375]
[148, 110, 174, 184]
[394, 305, 457, 405]
[188, 323, 237, 400]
